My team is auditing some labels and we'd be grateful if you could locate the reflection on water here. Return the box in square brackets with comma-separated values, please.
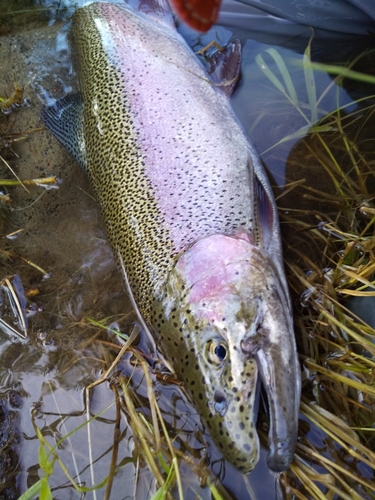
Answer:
[0, 0, 375, 499]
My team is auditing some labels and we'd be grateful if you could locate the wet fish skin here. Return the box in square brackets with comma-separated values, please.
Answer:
[41, 0, 300, 473]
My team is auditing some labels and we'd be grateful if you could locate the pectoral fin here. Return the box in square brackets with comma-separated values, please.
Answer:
[41, 93, 87, 171]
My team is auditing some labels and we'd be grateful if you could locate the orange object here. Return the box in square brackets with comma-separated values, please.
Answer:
[169, 0, 222, 31]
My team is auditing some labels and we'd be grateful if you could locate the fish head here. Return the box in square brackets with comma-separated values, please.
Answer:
[155, 231, 300, 473]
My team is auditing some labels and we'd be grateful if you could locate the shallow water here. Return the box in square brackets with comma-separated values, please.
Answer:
[0, 1, 375, 499]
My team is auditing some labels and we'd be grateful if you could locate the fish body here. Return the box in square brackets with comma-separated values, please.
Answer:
[42, 0, 300, 473]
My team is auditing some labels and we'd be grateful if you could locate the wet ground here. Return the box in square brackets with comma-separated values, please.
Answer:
[0, 1, 375, 499]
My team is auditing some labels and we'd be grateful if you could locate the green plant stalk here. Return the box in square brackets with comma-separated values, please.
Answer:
[17, 479, 44, 500]
[306, 62, 375, 85]
[206, 478, 226, 500]
[0, 176, 59, 186]
[303, 34, 318, 123]
[85, 316, 129, 341]
[119, 377, 168, 494]
[130, 350, 161, 452]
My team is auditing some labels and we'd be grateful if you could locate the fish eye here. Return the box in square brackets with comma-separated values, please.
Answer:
[207, 340, 228, 364]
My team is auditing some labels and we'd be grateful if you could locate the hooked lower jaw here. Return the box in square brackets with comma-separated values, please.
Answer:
[254, 340, 301, 472]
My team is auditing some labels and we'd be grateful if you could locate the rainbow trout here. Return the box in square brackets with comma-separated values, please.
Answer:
[42, 0, 300, 473]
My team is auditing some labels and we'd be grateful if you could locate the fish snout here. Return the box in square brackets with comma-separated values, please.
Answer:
[239, 287, 300, 472]
[267, 439, 295, 472]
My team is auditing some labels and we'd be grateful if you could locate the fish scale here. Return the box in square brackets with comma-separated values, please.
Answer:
[42, 0, 301, 474]
[74, 2, 256, 320]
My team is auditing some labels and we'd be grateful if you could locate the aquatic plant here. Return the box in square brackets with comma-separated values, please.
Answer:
[256, 40, 375, 499]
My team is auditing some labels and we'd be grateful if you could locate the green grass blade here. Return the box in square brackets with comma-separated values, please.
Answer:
[301, 62, 375, 85]
[39, 478, 53, 500]
[150, 459, 176, 500]
[264, 48, 299, 106]
[303, 34, 318, 123]
[261, 124, 335, 154]
[17, 479, 43, 500]
[38, 444, 53, 476]
[255, 53, 288, 97]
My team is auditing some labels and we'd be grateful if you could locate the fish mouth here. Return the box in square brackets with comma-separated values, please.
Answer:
[247, 293, 300, 472]
[255, 344, 300, 472]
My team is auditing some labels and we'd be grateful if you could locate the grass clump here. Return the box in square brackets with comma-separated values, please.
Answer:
[16, 319, 227, 500]
[256, 39, 375, 499]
